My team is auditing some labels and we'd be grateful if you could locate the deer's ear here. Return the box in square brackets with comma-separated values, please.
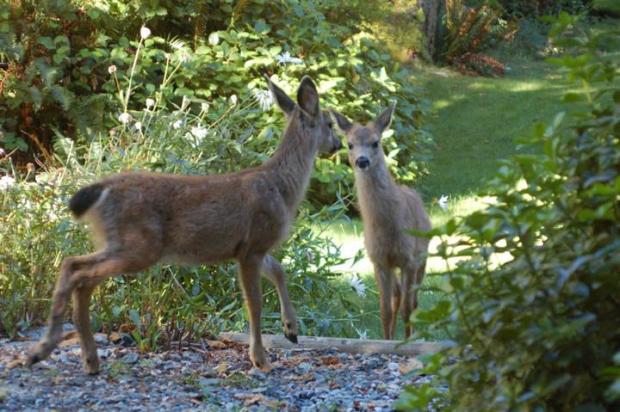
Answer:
[373, 102, 396, 136]
[329, 110, 353, 133]
[267, 77, 295, 116]
[297, 76, 320, 118]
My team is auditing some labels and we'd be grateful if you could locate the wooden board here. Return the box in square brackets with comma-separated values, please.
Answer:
[218, 332, 446, 357]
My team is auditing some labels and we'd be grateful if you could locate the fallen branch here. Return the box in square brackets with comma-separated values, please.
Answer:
[218, 332, 446, 357]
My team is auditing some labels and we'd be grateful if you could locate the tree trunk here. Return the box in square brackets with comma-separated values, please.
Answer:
[420, 0, 442, 61]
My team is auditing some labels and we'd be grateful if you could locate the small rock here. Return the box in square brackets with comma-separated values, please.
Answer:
[387, 362, 399, 373]
[199, 378, 221, 387]
[201, 367, 217, 377]
[121, 353, 139, 364]
[247, 368, 266, 380]
[94, 333, 109, 344]
[296, 362, 312, 373]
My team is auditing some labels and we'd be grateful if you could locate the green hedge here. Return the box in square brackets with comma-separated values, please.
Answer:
[0, 0, 432, 206]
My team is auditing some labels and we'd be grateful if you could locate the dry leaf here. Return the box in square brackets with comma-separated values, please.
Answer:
[207, 340, 227, 350]
[7, 359, 23, 369]
[320, 355, 341, 366]
[215, 361, 229, 375]
[399, 357, 424, 375]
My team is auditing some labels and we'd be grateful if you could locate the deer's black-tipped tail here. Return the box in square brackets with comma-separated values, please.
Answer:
[69, 183, 105, 218]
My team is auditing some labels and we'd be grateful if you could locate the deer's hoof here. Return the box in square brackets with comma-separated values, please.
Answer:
[285, 332, 298, 344]
[26, 342, 53, 367]
[83, 356, 100, 375]
[250, 348, 271, 372]
[25, 352, 41, 367]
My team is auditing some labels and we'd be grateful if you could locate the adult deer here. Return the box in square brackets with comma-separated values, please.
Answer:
[331, 105, 431, 339]
[27, 76, 341, 373]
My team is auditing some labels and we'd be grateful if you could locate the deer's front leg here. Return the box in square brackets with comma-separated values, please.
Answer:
[261, 255, 298, 343]
[373, 263, 395, 340]
[239, 255, 270, 370]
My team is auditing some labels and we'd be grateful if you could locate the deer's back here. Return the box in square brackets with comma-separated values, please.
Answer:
[81, 171, 290, 265]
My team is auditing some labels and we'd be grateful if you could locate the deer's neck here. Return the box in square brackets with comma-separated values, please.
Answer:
[355, 156, 398, 220]
[264, 116, 317, 212]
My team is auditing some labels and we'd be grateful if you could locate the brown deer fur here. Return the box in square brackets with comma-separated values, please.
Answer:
[331, 105, 431, 339]
[26, 77, 341, 373]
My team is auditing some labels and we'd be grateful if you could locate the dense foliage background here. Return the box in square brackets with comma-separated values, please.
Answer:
[0, 0, 432, 204]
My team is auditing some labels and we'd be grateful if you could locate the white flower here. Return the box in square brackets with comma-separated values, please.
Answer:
[208, 32, 220, 46]
[191, 126, 208, 140]
[355, 328, 368, 340]
[0, 175, 16, 191]
[276, 51, 303, 65]
[189, 125, 208, 148]
[107, 65, 117, 74]
[229, 94, 238, 106]
[0, 147, 6, 158]
[253, 89, 272, 111]
[134, 122, 142, 131]
[178, 51, 191, 63]
[145, 98, 155, 109]
[438, 194, 449, 211]
[349, 276, 366, 298]
[201, 102, 210, 113]
[118, 112, 132, 124]
[140, 26, 151, 40]
[173, 119, 183, 129]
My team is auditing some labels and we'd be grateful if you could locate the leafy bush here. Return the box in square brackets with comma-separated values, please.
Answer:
[0, 0, 431, 207]
[398, 13, 620, 411]
[0, 34, 365, 343]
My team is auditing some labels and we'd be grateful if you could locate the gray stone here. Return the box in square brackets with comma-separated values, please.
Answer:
[121, 352, 139, 364]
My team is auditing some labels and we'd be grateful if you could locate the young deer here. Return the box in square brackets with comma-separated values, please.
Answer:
[26, 76, 341, 373]
[331, 105, 431, 339]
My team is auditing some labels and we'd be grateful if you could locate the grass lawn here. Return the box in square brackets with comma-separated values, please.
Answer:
[320, 54, 578, 340]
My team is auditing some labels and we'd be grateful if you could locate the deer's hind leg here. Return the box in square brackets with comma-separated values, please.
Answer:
[261, 255, 298, 343]
[72, 284, 98, 374]
[28, 245, 160, 373]
[401, 262, 426, 338]
[390, 276, 401, 340]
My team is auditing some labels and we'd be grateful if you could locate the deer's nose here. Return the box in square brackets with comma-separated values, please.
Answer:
[355, 156, 370, 169]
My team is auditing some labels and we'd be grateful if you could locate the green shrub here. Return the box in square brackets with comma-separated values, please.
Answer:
[398, 13, 620, 411]
[0, 0, 431, 207]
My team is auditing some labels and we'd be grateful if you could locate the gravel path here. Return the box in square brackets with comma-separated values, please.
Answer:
[0, 331, 428, 411]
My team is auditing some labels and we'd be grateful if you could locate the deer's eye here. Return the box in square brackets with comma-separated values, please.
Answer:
[348, 143, 353, 150]
[371, 141, 379, 149]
